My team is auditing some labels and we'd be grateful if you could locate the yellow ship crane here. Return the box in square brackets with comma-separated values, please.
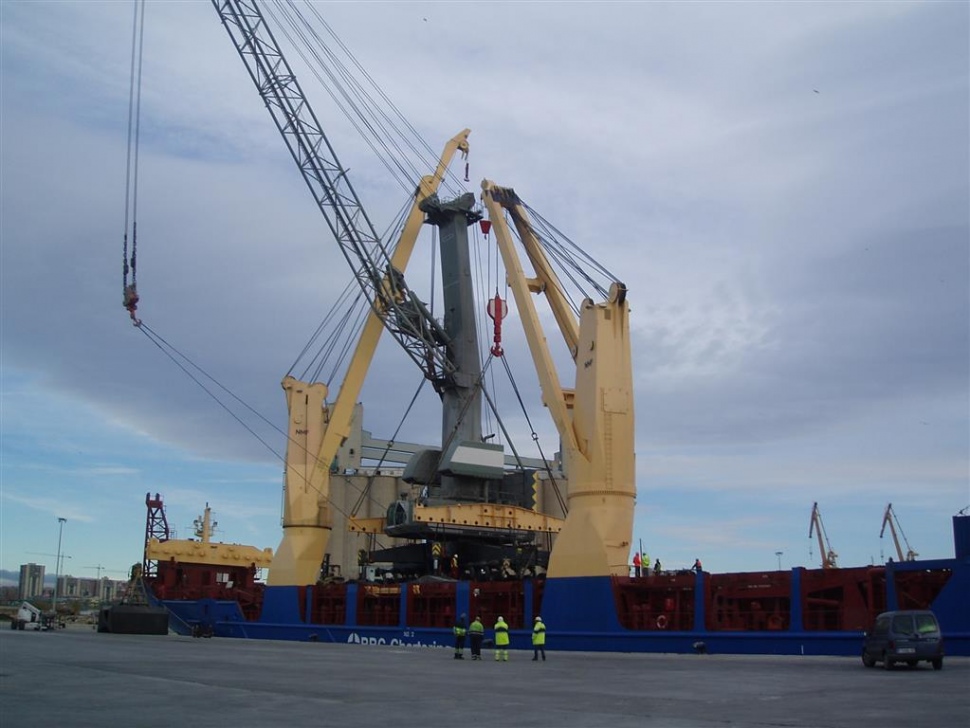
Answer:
[480, 182, 635, 578]
[213, 1, 635, 584]
[212, 0, 469, 585]
[809, 502, 838, 569]
[881, 503, 918, 562]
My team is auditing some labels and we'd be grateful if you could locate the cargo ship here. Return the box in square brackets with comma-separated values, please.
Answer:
[133, 1, 969, 657]
[143, 490, 969, 655]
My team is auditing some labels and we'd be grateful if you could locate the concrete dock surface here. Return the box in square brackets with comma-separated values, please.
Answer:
[1, 628, 967, 727]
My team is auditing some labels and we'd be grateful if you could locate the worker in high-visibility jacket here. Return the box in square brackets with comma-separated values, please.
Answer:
[493, 616, 510, 661]
[468, 615, 484, 660]
[453, 613, 467, 659]
[531, 616, 547, 661]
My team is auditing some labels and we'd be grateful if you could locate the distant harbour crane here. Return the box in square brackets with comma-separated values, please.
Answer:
[880, 503, 918, 562]
[84, 565, 129, 579]
[26, 551, 73, 569]
[809, 502, 838, 569]
[85, 565, 129, 604]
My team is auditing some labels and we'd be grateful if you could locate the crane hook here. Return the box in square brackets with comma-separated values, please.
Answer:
[123, 284, 142, 326]
[486, 290, 507, 357]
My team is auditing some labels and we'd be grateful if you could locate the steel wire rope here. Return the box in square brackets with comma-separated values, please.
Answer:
[499, 208, 600, 310]
[502, 206, 603, 318]
[524, 202, 619, 282]
[498, 355, 568, 515]
[317, 290, 372, 385]
[430, 354, 499, 485]
[487, 223, 509, 450]
[349, 376, 428, 518]
[296, 0, 469, 198]
[270, 0, 467, 200]
[536, 232, 606, 305]
[505, 213, 585, 315]
[287, 184, 412, 384]
[267, 1, 423, 195]
[124, 3, 462, 540]
[282, 198, 425, 523]
[317, 198, 415, 384]
[234, 1, 471, 391]
[471, 223, 496, 441]
[232, 0, 395, 288]
[137, 323, 284, 461]
[284, 5, 423, 191]
[257, 3, 460, 386]
[894, 516, 914, 558]
[522, 203, 618, 294]
[135, 323, 380, 526]
[425, 349, 551, 515]
[287, 277, 362, 378]
[481, 223, 497, 443]
[291, 281, 366, 384]
[122, 0, 146, 305]
[476, 364, 530, 474]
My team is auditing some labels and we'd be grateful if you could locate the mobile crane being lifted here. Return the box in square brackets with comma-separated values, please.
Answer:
[881, 503, 918, 562]
[809, 502, 838, 569]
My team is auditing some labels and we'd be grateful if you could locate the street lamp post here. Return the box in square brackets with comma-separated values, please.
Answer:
[775, 550, 783, 571]
[53, 517, 67, 617]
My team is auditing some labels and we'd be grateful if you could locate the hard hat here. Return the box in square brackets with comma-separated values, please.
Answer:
[535, 616, 542, 621]
[497, 616, 504, 621]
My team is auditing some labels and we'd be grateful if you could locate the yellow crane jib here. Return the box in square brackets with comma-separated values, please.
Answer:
[480, 180, 636, 579]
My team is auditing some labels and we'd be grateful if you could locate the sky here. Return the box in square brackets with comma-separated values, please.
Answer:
[1, 1, 968, 587]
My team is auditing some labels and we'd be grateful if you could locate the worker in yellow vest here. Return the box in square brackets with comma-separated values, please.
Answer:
[493, 616, 510, 661]
[531, 616, 546, 661]
[453, 613, 467, 659]
[468, 615, 485, 660]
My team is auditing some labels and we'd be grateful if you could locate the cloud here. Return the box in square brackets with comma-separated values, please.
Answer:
[1, 1, 967, 577]
[1, 493, 96, 523]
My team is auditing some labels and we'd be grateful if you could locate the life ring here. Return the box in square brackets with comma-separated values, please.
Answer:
[656, 615, 668, 630]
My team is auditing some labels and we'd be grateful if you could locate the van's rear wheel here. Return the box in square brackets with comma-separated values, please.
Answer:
[932, 658, 943, 670]
[862, 652, 875, 668]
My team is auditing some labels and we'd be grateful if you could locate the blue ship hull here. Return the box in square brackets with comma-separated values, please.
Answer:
[156, 544, 970, 657]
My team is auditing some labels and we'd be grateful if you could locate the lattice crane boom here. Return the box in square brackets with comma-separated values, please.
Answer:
[212, 0, 456, 388]
[211, 0, 470, 584]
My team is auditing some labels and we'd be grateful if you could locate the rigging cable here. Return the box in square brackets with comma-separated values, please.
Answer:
[498, 355, 568, 515]
[122, 0, 147, 325]
[136, 323, 284, 460]
[349, 376, 427, 518]
[135, 321, 389, 528]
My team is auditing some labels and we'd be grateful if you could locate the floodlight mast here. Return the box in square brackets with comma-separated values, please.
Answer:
[53, 517, 67, 615]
